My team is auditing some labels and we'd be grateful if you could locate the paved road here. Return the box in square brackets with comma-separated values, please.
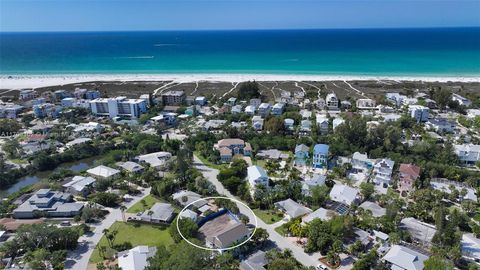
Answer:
[65, 188, 152, 270]
[193, 156, 321, 268]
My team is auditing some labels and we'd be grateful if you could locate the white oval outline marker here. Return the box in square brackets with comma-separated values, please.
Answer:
[176, 196, 258, 251]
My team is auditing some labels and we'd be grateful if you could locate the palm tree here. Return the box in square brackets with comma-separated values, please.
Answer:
[98, 246, 107, 259]
[119, 205, 127, 222]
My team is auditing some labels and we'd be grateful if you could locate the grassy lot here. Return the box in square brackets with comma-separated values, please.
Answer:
[126, 194, 161, 214]
[274, 223, 289, 236]
[194, 152, 228, 170]
[10, 159, 28, 165]
[89, 221, 173, 263]
[253, 209, 284, 224]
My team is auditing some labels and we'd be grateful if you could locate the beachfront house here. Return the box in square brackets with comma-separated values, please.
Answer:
[452, 93, 472, 107]
[90, 97, 147, 119]
[161, 91, 185, 105]
[356, 99, 376, 109]
[326, 93, 338, 110]
[312, 144, 329, 169]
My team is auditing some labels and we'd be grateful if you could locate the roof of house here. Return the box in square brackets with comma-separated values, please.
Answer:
[62, 176, 96, 192]
[359, 201, 387, 217]
[87, 165, 120, 178]
[240, 250, 267, 270]
[461, 233, 480, 261]
[179, 209, 198, 220]
[217, 138, 245, 148]
[172, 190, 207, 208]
[302, 207, 335, 223]
[313, 144, 329, 154]
[198, 213, 250, 249]
[141, 203, 175, 222]
[295, 144, 309, 153]
[219, 147, 233, 156]
[118, 246, 157, 270]
[247, 166, 268, 181]
[400, 217, 437, 244]
[383, 245, 429, 270]
[274, 198, 312, 218]
[399, 164, 421, 178]
[329, 184, 359, 205]
[136, 152, 172, 168]
[117, 161, 144, 172]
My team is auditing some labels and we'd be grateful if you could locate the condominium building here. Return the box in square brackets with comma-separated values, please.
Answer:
[90, 97, 147, 118]
[161, 91, 185, 105]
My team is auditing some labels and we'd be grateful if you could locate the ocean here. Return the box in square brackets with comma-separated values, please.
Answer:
[0, 28, 479, 76]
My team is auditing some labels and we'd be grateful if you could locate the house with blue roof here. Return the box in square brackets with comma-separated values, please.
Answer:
[312, 144, 329, 169]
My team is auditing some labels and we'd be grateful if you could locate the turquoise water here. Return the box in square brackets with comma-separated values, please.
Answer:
[0, 28, 479, 76]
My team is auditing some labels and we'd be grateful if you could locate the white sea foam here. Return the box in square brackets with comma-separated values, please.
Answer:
[1, 73, 479, 89]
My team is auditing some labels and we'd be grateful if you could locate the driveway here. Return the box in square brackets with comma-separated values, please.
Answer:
[193, 155, 321, 268]
[64, 188, 151, 270]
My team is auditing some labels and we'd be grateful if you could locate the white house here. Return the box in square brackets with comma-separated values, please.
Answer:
[252, 116, 264, 131]
[426, 118, 455, 134]
[326, 93, 338, 110]
[245, 105, 256, 115]
[135, 152, 172, 170]
[408, 105, 429, 123]
[382, 245, 429, 270]
[454, 144, 480, 165]
[62, 176, 96, 196]
[329, 184, 359, 205]
[452, 93, 472, 107]
[386, 93, 407, 107]
[356, 99, 376, 109]
[87, 165, 120, 179]
[247, 166, 269, 191]
[118, 246, 157, 270]
[372, 158, 395, 187]
[332, 118, 345, 130]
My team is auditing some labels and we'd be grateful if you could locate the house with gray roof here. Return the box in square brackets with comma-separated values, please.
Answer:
[87, 165, 120, 179]
[302, 207, 335, 224]
[198, 212, 250, 249]
[116, 161, 144, 174]
[382, 245, 429, 270]
[135, 151, 172, 170]
[62, 176, 96, 196]
[274, 199, 312, 220]
[301, 174, 326, 196]
[359, 201, 386, 217]
[240, 250, 268, 270]
[400, 217, 437, 246]
[13, 189, 83, 219]
[140, 202, 175, 224]
[172, 190, 207, 208]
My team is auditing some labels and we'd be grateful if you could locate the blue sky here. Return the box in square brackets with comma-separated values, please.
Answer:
[1, 0, 479, 32]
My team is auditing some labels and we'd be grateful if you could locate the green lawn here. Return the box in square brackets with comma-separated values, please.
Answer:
[253, 209, 284, 224]
[10, 159, 28, 164]
[127, 194, 161, 214]
[274, 223, 289, 236]
[90, 221, 173, 263]
[194, 152, 228, 170]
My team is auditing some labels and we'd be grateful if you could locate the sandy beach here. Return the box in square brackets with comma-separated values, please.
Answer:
[1, 74, 480, 89]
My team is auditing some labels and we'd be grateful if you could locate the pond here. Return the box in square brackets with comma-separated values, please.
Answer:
[0, 156, 98, 198]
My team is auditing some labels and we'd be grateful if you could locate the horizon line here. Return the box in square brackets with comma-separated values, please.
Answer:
[1, 26, 480, 34]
